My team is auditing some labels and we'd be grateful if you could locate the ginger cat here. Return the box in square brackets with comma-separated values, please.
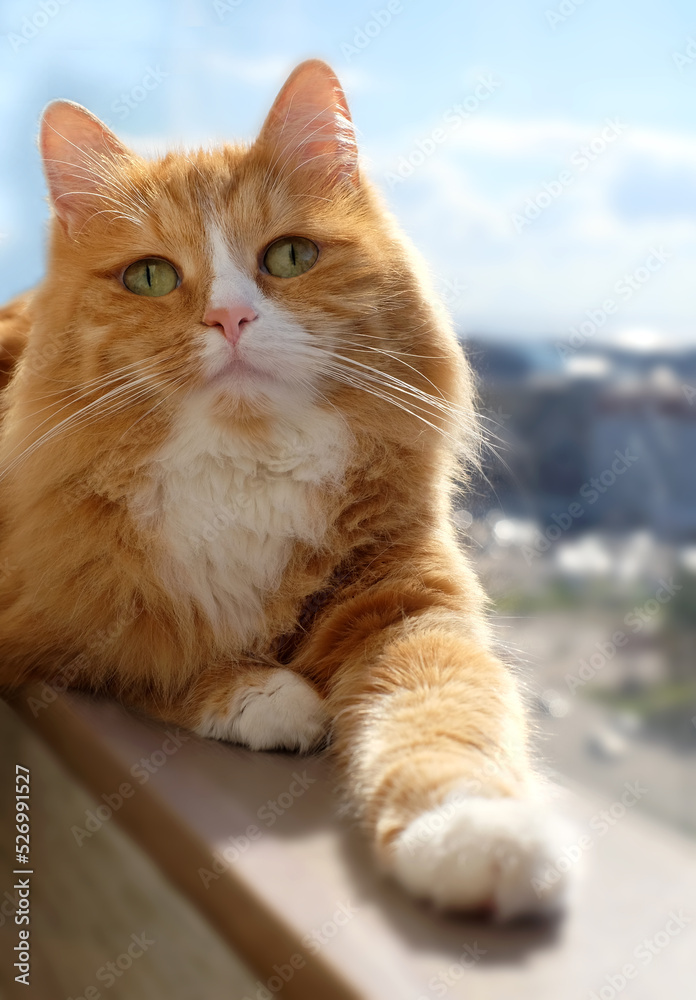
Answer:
[0, 60, 571, 919]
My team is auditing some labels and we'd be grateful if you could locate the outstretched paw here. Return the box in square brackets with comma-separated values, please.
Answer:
[387, 795, 576, 920]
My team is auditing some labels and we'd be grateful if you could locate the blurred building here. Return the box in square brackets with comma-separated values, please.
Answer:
[464, 336, 696, 541]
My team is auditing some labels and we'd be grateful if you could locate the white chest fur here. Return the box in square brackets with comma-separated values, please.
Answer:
[134, 398, 349, 641]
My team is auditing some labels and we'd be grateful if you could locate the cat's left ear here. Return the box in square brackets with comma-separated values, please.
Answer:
[256, 60, 359, 188]
[39, 100, 131, 236]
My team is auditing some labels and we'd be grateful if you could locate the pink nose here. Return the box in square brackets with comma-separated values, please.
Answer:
[203, 305, 257, 346]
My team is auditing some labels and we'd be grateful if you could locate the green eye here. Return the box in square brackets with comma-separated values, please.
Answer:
[263, 237, 318, 278]
[122, 258, 179, 297]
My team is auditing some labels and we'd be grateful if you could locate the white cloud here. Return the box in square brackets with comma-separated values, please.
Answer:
[204, 52, 292, 86]
[367, 115, 696, 341]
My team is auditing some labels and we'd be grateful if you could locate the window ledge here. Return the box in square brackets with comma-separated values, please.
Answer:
[9, 688, 696, 1000]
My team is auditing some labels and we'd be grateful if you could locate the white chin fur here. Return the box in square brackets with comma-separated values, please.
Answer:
[389, 795, 577, 920]
[194, 668, 328, 753]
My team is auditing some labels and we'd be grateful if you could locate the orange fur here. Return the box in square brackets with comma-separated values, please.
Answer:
[0, 292, 31, 391]
[0, 61, 564, 917]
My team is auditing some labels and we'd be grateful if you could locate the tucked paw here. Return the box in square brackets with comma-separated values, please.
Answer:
[194, 669, 328, 753]
[387, 795, 576, 920]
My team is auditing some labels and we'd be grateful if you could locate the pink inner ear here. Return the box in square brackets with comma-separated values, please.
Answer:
[258, 60, 359, 185]
[40, 101, 129, 234]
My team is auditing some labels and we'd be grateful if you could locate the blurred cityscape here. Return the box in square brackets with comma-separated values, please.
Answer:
[459, 334, 696, 836]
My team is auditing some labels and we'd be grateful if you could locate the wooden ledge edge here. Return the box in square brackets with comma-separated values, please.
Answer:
[7, 686, 363, 1000]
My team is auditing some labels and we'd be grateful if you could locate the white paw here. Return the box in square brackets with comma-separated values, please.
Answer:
[388, 795, 576, 920]
[194, 669, 328, 753]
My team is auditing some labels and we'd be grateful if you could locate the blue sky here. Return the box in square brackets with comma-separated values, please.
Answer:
[1, 0, 695, 345]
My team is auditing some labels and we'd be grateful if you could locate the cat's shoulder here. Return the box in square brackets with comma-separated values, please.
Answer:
[0, 290, 33, 391]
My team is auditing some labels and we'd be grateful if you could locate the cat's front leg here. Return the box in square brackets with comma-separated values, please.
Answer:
[140, 663, 328, 754]
[322, 613, 575, 920]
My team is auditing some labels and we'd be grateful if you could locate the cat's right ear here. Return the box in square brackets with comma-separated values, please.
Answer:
[39, 101, 130, 236]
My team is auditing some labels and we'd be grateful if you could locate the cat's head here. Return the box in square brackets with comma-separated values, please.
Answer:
[26, 60, 468, 443]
